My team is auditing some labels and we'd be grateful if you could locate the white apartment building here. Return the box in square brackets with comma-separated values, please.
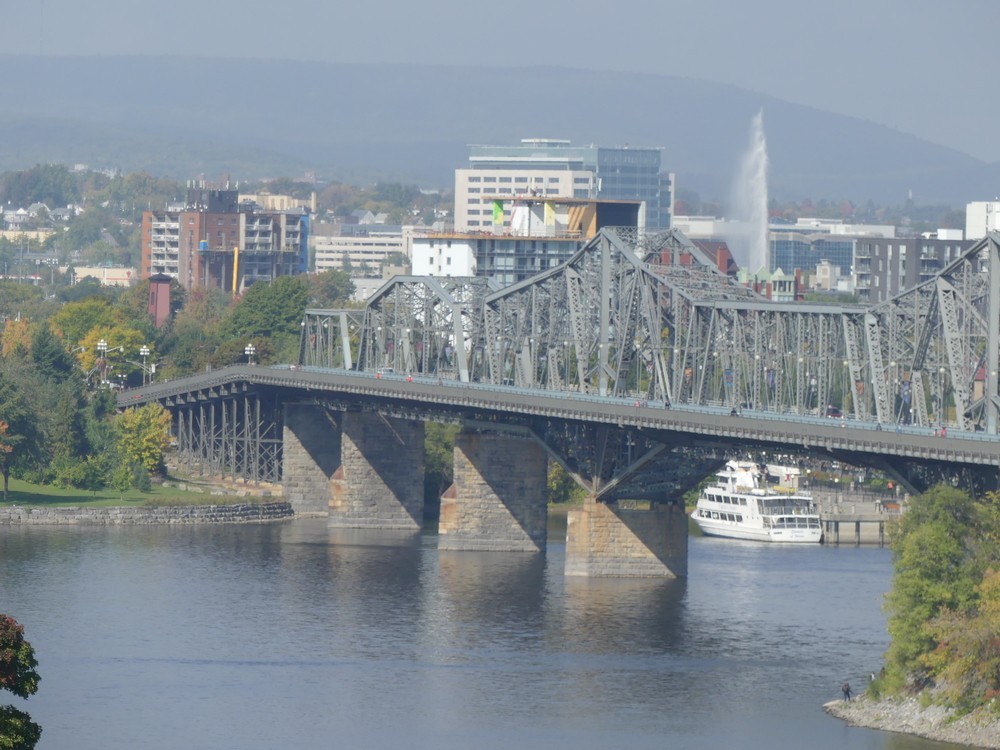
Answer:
[455, 169, 595, 232]
[965, 201, 1000, 240]
[410, 235, 477, 277]
[312, 226, 422, 275]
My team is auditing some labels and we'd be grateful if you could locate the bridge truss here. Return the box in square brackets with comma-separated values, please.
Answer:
[303, 229, 1000, 436]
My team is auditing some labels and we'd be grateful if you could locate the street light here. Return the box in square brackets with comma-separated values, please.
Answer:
[245, 343, 257, 366]
[96, 339, 109, 387]
[140, 345, 150, 386]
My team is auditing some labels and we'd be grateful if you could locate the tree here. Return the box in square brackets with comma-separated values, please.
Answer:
[884, 484, 986, 687]
[220, 276, 309, 360]
[424, 423, 458, 515]
[30, 323, 75, 382]
[117, 403, 172, 476]
[923, 568, 1000, 709]
[307, 270, 355, 308]
[548, 461, 584, 504]
[0, 320, 31, 359]
[0, 420, 16, 502]
[0, 614, 41, 750]
[49, 297, 116, 348]
[0, 370, 41, 502]
[0, 163, 81, 207]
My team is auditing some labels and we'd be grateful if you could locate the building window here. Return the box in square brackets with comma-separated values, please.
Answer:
[468, 188, 480, 193]
[515, 177, 528, 183]
[548, 178, 559, 183]
[499, 177, 512, 183]
[483, 176, 496, 182]
[468, 176, 481, 183]
[574, 177, 590, 184]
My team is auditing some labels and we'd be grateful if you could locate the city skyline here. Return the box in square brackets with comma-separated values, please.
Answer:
[4, 0, 998, 163]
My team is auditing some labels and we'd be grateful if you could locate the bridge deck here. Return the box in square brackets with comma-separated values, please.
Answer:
[119, 364, 1000, 470]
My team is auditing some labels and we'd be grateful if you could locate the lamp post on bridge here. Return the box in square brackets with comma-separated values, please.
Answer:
[245, 343, 257, 366]
[140, 345, 150, 386]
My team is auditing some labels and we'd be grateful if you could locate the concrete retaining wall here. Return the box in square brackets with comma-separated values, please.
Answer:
[0, 502, 294, 526]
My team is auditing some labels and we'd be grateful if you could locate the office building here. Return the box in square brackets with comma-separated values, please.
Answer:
[455, 138, 673, 232]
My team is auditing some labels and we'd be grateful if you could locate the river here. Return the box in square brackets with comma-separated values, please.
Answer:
[0, 519, 969, 749]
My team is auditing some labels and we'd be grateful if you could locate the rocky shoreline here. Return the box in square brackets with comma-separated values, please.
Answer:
[825, 694, 1000, 749]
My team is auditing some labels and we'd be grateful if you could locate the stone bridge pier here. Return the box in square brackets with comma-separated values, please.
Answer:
[282, 404, 687, 576]
[565, 499, 687, 578]
[282, 403, 424, 529]
[438, 429, 548, 552]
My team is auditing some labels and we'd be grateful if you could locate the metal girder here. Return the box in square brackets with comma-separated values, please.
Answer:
[172, 391, 282, 484]
[290, 230, 1000, 438]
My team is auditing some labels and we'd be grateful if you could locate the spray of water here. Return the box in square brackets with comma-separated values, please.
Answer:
[729, 110, 770, 275]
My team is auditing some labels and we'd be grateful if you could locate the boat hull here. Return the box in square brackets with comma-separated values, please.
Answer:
[692, 514, 822, 544]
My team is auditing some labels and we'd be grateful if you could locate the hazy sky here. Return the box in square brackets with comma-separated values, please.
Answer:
[5, 0, 999, 161]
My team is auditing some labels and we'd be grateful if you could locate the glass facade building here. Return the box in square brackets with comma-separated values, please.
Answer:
[770, 232, 854, 275]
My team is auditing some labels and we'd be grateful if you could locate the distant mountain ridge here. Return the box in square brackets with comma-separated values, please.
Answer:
[0, 55, 995, 204]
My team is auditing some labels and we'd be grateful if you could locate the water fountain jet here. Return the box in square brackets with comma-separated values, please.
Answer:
[727, 110, 770, 276]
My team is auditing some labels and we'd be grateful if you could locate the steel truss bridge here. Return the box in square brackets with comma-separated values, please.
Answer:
[123, 228, 1000, 499]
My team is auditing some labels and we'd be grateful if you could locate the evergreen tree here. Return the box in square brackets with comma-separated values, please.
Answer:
[30, 323, 74, 381]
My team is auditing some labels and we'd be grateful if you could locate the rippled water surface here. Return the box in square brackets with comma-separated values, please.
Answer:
[0, 520, 968, 749]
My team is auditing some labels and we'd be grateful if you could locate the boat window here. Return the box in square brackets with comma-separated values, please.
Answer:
[711, 512, 719, 520]
[736, 515, 743, 522]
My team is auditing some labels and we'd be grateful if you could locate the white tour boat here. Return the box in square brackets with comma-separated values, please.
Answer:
[691, 461, 822, 543]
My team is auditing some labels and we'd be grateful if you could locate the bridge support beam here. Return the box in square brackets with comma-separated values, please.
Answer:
[565, 498, 687, 578]
[438, 429, 548, 551]
[330, 411, 425, 529]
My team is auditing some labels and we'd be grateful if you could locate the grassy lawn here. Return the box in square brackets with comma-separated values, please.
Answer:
[1, 476, 257, 508]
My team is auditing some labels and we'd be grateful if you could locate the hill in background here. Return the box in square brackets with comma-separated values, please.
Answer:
[1, 55, 996, 205]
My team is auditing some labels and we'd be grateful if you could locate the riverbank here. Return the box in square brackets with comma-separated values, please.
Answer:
[825, 694, 1000, 748]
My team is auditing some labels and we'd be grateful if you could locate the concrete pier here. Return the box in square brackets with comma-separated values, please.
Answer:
[565, 499, 688, 577]
[438, 430, 548, 552]
[330, 411, 425, 529]
[282, 405, 424, 528]
[282, 403, 340, 515]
